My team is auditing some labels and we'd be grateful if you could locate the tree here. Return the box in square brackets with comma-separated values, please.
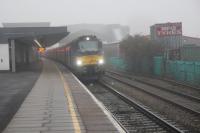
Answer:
[120, 35, 163, 74]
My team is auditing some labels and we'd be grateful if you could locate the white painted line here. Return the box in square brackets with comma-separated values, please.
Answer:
[71, 74, 126, 133]
[56, 65, 82, 133]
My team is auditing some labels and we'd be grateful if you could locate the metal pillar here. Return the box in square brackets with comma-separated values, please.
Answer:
[11, 39, 16, 72]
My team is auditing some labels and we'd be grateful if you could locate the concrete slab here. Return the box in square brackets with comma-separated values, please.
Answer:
[3, 59, 85, 133]
[57, 63, 123, 132]
[0, 62, 42, 132]
[3, 59, 123, 133]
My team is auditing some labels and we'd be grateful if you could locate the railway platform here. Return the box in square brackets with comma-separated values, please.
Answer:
[3, 59, 123, 133]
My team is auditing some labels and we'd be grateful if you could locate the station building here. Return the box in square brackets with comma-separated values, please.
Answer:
[150, 22, 200, 61]
[0, 22, 68, 72]
[150, 22, 183, 49]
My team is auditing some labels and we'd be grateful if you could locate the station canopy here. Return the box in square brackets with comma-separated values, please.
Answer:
[0, 26, 69, 47]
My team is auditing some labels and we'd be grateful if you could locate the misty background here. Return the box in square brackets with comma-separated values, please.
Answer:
[0, 0, 199, 37]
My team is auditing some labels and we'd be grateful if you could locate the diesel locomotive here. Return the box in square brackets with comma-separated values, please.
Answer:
[46, 35, 105, 80]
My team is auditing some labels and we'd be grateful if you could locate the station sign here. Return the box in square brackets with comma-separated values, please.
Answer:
[156, 23, 182, 36]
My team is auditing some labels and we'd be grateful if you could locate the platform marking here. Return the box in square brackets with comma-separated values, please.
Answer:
[71, 73, 126, 133]
[55, 65, 82, 133]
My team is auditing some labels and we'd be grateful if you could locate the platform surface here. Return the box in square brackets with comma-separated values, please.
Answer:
[0, 62, 42, 132]
[3, 59, 122, 133]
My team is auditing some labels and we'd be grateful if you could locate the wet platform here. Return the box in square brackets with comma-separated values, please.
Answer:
[3, 59, 123, 133]
[0, 62, 42, 132]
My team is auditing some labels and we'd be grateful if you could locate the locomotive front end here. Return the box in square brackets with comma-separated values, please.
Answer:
[74, 36, 104, 79]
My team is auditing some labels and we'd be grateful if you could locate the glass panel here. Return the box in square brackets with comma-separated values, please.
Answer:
[78, 41, 98, 52]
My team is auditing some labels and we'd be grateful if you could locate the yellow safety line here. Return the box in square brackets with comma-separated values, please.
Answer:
[55, 65, 81, 133]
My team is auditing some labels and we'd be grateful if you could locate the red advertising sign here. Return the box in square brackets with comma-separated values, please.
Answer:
[156, 23, 182, 36]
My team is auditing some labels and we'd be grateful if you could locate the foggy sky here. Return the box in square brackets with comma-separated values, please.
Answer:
[0, 0, 199, 37]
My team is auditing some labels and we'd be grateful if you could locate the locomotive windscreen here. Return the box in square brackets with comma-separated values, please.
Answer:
[78, 41, 99, 52]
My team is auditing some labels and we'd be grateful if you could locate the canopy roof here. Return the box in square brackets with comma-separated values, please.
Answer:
[0, 26, 69, 47]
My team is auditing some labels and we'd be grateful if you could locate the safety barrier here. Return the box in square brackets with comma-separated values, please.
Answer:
[154, 56, 200, 85]
[107, 57, 127, 71]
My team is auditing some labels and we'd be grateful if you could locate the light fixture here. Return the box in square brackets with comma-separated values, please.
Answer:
[34, 39, 42, 48]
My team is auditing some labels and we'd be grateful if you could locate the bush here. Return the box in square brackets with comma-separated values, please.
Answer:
[120, 35, 163, 74]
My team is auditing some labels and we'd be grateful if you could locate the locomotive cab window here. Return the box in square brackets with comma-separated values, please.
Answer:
[78, 41, 99, 52]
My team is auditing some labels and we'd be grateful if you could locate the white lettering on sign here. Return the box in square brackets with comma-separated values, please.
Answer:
[156, 23, 182, 36]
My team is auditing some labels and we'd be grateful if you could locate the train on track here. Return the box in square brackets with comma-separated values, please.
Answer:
[45, 35, 105, 80]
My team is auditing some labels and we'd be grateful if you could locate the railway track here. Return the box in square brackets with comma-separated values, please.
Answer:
[105, 70, 200, 116]
[87, 82, 187, 133]
[159, 78, 200, 92]
[106, 70, 200, 100]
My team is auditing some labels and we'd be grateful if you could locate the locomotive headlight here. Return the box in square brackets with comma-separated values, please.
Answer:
[86, 37, 90, 40]
[98, 59, 104, 65]
[76, 59, 82, 66]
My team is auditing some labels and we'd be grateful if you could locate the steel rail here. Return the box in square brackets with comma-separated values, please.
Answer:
[106, 70, 200, 103]
[100, 81, 184, 133]
[104, 74, 200, 117]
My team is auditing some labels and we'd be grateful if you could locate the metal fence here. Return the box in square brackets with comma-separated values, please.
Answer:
[154, 56, 200, 85]
[107, 57, 127, 71]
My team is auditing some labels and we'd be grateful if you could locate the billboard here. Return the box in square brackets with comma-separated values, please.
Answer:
[156, 23, 182, 36]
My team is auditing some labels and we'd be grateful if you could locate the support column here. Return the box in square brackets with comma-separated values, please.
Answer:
[11, 39, 16, 72]
[25, 46, 29, 65]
